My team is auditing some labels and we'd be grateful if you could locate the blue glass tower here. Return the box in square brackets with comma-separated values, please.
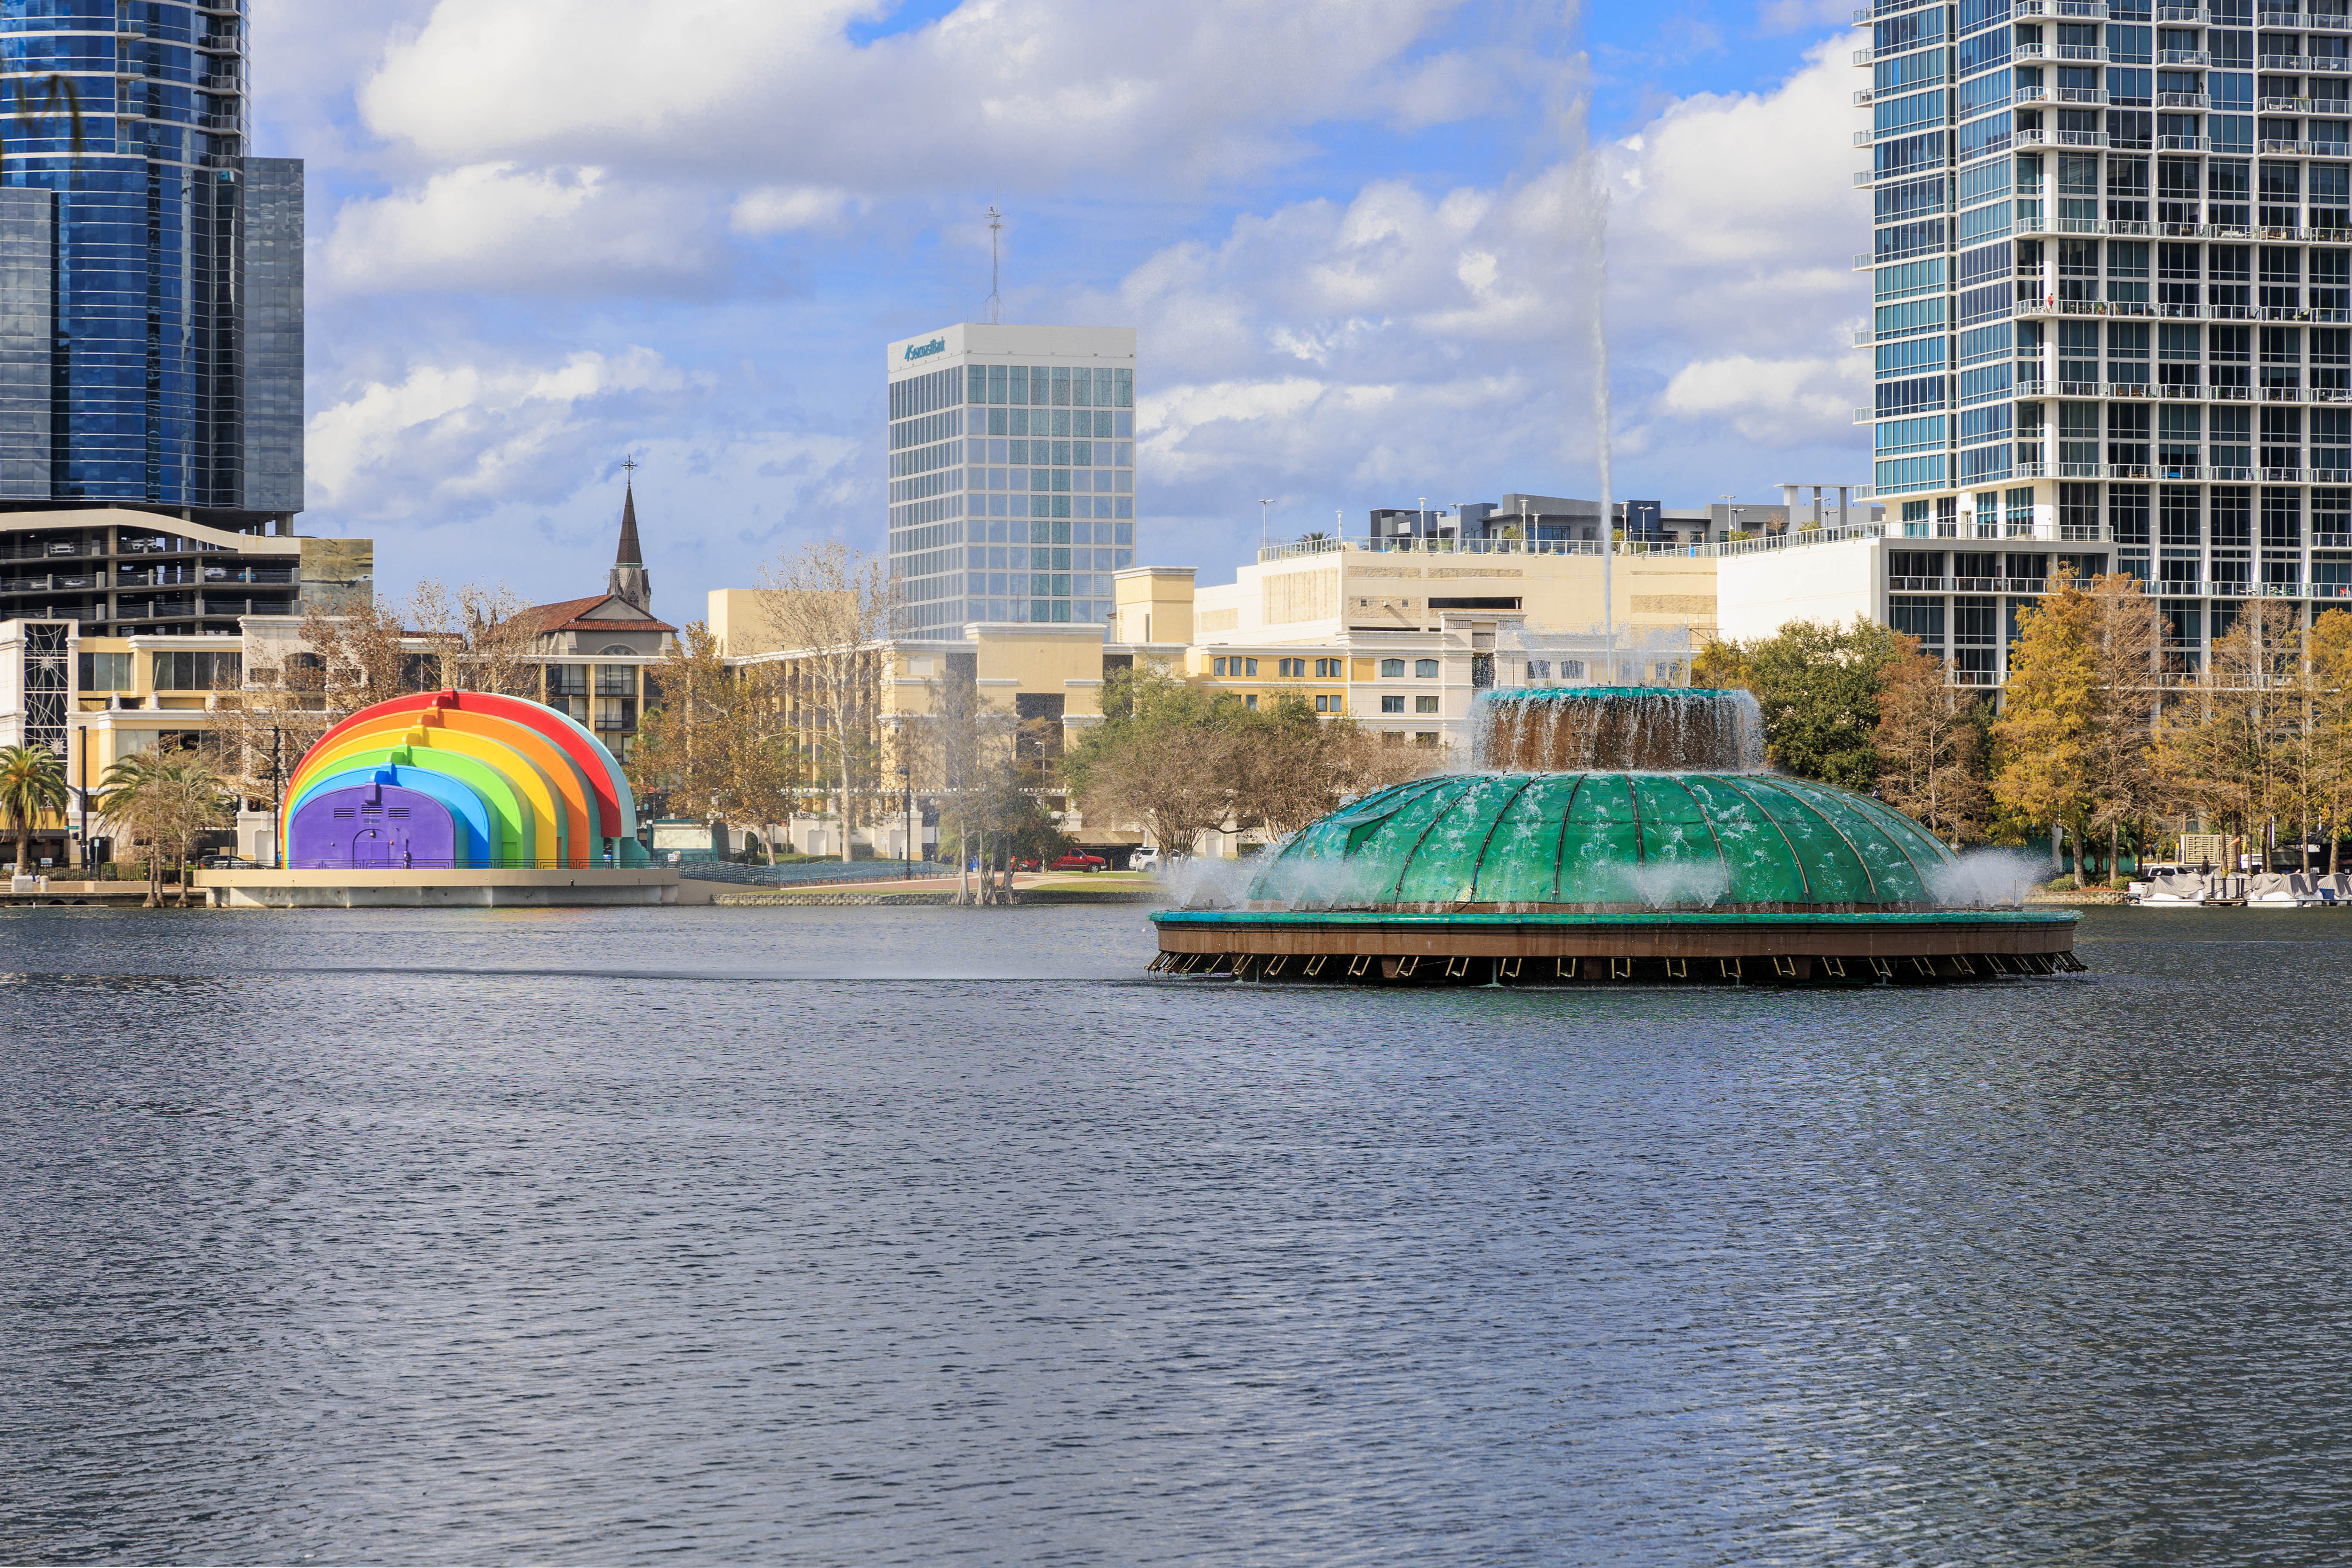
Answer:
[0, 0, 300, 528]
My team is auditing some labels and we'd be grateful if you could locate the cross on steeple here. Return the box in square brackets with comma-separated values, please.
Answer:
[609, 457, 650, 613]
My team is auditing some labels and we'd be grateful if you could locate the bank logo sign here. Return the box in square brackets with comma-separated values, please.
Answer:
[903, 337, 946, 361]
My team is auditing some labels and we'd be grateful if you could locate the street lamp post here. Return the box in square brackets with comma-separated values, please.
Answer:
[77, 722, 89, 872]
[898, 764, 912, 878]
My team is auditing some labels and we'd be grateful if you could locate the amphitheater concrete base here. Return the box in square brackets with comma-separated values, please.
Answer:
[195, 868, 681, 909]
[1150, 908, 2082, 985]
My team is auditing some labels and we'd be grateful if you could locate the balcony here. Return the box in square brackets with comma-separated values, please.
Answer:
[1855, 327, 1875, 345]
[2261, 52, 2311, 67]
[2260, 5, 2306, 21]
[2054, 42, 2112, 58]
[2056, 127, 2113, 145]
[2315, 55, 2352, 70]
[2156, 90, 2212, 107]
[2156, 133, 2215, 149]
[2159, 48, 2213, 63]
[2262, 95, 2321, 110]
[2260, 137, 2322, 151]
[1854, 168, 1877, 186]
[1854, 87, 1875, 104]
[1853, 127, 1874, 145]
[2155, 3, 2211, 17]
[2055, 84, 2112, 102]
[1855, 47, 1872, 64]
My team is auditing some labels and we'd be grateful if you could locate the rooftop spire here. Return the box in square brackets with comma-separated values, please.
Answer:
[609, 457, 651, 612]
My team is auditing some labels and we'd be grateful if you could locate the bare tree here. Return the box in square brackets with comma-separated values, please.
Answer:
[207, 581, 548, 843]
[2079, 573, 2167, 878]
[755, 542, 892, 863]
[1236, 693, 1436, 842]
[407, 579, 544, 697]
[632, 623, 802, 861]
[2311, 608, 2352, 872]
[1874, 641, 1988, 845]
[2160, 598, 2303, 857]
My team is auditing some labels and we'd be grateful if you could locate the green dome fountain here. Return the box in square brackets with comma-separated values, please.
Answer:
[1149, 687, 2079, 986]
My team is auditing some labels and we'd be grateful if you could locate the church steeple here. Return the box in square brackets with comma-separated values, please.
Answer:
[609, 458, 651, 613]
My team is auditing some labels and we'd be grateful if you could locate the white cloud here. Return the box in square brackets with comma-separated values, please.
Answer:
[356, 0, 1473, 189]
[1605, 39, 1871, 450]
[1080, 34, 1870, 557]
[308, 346, 691, 513]
[1657, 354, 1863, 444]
[322, 164, 727, 294]
[729, 185, 867, 236]
[1758, 0, 1854, 34]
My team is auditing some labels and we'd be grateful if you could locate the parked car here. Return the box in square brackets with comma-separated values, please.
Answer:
[1129, 847, 1161, 873]
[1050, 853, 1108, 873]
[200, 855, 258, 870]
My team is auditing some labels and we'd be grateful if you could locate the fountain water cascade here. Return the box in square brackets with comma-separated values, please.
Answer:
[1148, 688, 2082, 986]
[1475, 687, 1764, 773]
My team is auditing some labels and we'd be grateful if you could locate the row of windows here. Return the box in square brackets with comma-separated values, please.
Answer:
[979, 438, 1130, 467]
[964, 547, 1132, 572]
[964, 407, 1132, 440]
[1210, 656, 1354, 678]
[973, 517, 1132, 546]
[933, 598, 1116, 625]
[970, 468, 1134, 493]
[982, 494, 1133, 520]
[1205, 655, 1444, 680]
[963, 364, 1133, 408]
[970, 572, 1126, 599]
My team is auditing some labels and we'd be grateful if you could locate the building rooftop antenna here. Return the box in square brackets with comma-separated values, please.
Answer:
[985, 204, 1004, 325]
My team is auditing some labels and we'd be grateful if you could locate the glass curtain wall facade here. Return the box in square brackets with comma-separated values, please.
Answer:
[886, 325, 1138, 636]
[1861, 0, 2352, 677]
[0, 0, 301, 526]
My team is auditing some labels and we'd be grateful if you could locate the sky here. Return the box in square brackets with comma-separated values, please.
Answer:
[255, 0, 1871, 622]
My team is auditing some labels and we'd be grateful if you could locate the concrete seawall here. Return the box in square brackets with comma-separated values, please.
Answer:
[196, 868, 681, 909]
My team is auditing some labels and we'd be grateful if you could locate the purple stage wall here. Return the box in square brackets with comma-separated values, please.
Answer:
[288, 784, 458, 869]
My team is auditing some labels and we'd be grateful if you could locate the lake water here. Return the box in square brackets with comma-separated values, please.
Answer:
[3, 902, 2350, 1565]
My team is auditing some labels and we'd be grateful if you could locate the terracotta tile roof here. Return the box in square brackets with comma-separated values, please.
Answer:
[518, 594, 677, 635]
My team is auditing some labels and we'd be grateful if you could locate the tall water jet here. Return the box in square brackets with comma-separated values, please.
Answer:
[1586, 142, 1615, 683]
[1148, 687, 2082, 987]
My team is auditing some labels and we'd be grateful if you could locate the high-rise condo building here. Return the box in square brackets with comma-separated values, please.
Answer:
[886, 324, 1136, 635]
[1862, 0, 2350, 681]
[0, 0, 302, 536]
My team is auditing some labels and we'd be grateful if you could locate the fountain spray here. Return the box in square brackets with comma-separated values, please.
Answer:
[1585, 129, 1614, 682]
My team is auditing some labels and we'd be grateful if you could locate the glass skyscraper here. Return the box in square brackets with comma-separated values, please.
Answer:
[1863, 0, 2352, 677]
[886, 324, 1136, 636]
[0, 0, 301, 529]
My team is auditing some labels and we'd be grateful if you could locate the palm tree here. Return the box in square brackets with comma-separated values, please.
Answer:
[0, 744, 68, 876]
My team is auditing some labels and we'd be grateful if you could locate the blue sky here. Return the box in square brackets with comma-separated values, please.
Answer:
[254, 0, 1868, 621]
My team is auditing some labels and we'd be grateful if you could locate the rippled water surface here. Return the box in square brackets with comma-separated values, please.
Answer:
[5, 903, 2352, 1565]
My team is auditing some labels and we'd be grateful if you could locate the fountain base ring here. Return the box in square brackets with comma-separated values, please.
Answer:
[1149, 908, 2082, 985]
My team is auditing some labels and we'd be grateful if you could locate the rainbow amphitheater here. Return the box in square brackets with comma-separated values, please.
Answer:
[198, 690, 678, 907]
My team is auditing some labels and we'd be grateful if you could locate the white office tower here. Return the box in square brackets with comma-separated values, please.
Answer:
[1861, 0, 2352, 682]
[885, 324, 1138, 635]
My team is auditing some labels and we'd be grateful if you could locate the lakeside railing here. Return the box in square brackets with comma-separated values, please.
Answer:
[1256, 524, 1888, 566]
